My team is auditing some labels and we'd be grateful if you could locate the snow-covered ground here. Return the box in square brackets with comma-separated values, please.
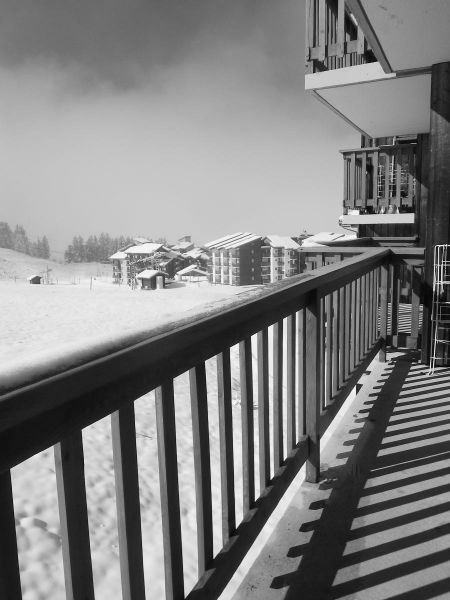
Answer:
[1, 268, 271, 600]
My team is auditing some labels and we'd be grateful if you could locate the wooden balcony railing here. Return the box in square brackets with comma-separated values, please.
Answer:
[305, 0, 376, 73]
[0, 247, 424, 600]
[341, 144, 417, 216]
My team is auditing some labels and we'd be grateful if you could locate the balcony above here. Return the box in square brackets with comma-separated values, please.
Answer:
[304, 0, 450, 137]
[341, 143, 417, 217]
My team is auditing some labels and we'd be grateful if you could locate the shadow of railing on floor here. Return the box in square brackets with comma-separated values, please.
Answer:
[270, 352, 450, 599]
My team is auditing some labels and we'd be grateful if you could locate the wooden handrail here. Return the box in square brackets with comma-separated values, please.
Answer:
[0, 247, 425, 600]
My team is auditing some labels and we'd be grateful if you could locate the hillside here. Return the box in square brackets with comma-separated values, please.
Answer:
[0, 247, 112, 282]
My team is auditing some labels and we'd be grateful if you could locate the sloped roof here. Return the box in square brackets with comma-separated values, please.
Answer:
[183, 247, 208, 259]
[135, 269, 165, 279]
[176, 265, 209, 276]
[174, 241, 194, 251]
[301, 232, 357, 247]
[264, 235, 300, 250]
[133, 237, 151, 244]
[27, 274, 42, 281]
[205, 232, 261, 250]
[125, 243, 164, 255]
[109, 251, 128, 260]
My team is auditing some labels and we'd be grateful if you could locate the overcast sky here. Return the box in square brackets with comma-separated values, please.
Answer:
[0, 0, 358, 256]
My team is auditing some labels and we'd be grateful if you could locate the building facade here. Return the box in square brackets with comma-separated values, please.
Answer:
[205, 232, 262, 286]
[261, 235, 300, 284]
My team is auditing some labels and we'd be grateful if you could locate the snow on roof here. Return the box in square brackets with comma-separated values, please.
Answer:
[264, 235, 300, 249]
[205, 232, 261, 250]
[176, 265, 209, 276]
[135, 269, 165, 279]
[109, 251, 128, 260]
[183, 247, 206, 259]
[301, 232, 357, 247]
[133, 237, 151, 244]
[174, 241, 193, 251]
[27, 274, 42, 280]
[125, 243, 164, 255]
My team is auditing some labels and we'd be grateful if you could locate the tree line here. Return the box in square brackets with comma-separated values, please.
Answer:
[0, 222, 50, 259]
[64, 234, 170, 263]
[64, 234, 135, 263]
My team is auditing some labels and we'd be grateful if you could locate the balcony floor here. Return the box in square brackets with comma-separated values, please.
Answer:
[231, 350, 450, 599]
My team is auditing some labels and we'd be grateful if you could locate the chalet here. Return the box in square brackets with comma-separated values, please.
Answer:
[205, 232, 262, 285]
[175, 264, 209, 282]
[135, 269, 166, 290]
[182, 246, 210, 270]
[261, 235, 300, 284]
[109, 242, 182, 285]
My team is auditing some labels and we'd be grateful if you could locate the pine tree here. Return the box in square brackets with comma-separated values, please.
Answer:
[41, 236, 50, 259]
[0, 222, 13, 248]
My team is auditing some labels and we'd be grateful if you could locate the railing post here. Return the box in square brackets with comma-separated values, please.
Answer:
[305, 290, 321, 483]
[379, 261, 390, 362]
[54, 431, 95, 600]
[0, 471, 22, 600]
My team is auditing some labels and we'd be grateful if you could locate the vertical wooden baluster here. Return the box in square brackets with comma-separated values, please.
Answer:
[217, 350, 235, 545]
[318, 0, 326, 62]
[111, 403, 146, 600]
[0, 471, 22, 600]
[240, 337, 255, 514]
[305, 0, 313, 67]
[369, 270, 375, 346]
[257, 329, 270, 492]
[339, 286, 346, 387]
[287, 313, 296, 452]
[375, 267, 379, 339]
[361, 150, 367, 210]
[411, 266, 421, 348]
[190, 364, 213, 576]
[332, 289, 340, 397]
[320, 297, 326, 410]
[361, 274, 367, 357]
[349, 280, 356, 373]
[379, 262, 389, 362]
[273, 321, 284, 471]
[326, 294, 333, 406]
[372, 150, 379, 208]
[355, 278, 361, 366]
[54, 431, 95, 600]
[155, 382, 184, 600]
[396, 147, 402, 208]
[391, 261, 400, 348]
[336, 0, 345, 57]
[344, 284, 351, 380]
[297, 309, 307, 436]
[305, 291, 321, 483]
[365, 272, 371, 352]
[350, 152, 356, 208]
[384, 152, 390, 206]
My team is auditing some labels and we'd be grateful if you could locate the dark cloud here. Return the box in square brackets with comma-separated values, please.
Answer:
[0, 0, 303, 88]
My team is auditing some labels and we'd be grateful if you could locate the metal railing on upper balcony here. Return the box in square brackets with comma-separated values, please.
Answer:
[0, 246, 424, 600]
[305, 0, 376, 73]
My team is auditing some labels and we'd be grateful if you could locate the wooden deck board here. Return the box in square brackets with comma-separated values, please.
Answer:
[228, 350, 450, 600]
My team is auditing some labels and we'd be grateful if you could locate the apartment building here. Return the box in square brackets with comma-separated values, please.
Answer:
[205, 232, 262, 286]
[261, 235, 300, 283]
